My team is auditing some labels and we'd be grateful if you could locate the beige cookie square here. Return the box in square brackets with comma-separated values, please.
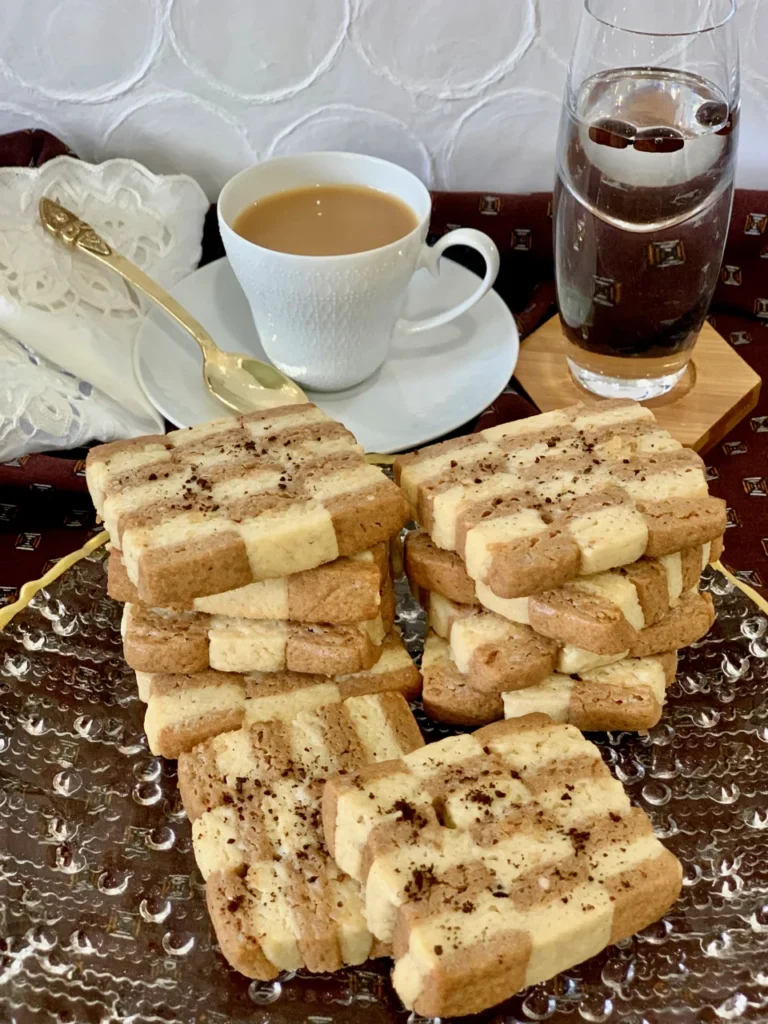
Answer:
[87, 404, 409, 605]
[407, 528, 717, 658]
[138, 629, 421, 758]
[425, 587, 710, 698]
[122, 592, 394, 676]
[108, 544, 388, 623]
[176, 690, 423, 979]
[395, 400, 725, 600]
[322, 714, 682, 1017]
[420, 631, 676, 731]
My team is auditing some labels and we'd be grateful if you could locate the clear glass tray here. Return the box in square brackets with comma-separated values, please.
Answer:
[0, 546, 766, 1024]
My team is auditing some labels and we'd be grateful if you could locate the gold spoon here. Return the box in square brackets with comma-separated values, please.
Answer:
[39, 197, 307, 414]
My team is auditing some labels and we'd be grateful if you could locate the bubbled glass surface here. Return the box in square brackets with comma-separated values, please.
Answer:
[0, 546, 767, 1023]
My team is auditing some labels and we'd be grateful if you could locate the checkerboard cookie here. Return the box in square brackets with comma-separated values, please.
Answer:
[408, 528, 720, 656]
[394, 401, 725, 599]
[176, 691, 423, 979]
[87, 404, 410, 606]
[421, 631, 677, 730]
[138, 630, 421, 758]
[108, 543, 388, 623]
[322, 714, 682, 1016]
[121, 572, 395, 676]
[426, 589, 713, 692]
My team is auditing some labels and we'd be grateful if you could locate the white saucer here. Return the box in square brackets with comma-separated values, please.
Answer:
[134, 257, 518, 453]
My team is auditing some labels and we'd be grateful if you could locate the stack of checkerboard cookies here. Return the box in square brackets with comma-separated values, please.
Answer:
[86, 402, 422, 760]
[85, 403, 432, 980]
[84, 398, 719, 1016]
[396, 399, 725, 734]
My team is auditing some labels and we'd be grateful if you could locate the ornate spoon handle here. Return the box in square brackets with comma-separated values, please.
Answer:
[39, 197, 219, 360]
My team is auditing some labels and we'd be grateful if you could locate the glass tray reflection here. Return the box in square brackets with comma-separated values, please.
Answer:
[0, 546, 767, 1024]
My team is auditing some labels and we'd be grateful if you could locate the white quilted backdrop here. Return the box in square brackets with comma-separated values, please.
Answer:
[1, 0, 764, 199]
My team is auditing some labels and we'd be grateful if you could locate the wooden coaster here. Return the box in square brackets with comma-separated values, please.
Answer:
[514, 317, 761, 453]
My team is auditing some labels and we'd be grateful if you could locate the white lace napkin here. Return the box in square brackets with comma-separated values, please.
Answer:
[0, 156, 210, 461]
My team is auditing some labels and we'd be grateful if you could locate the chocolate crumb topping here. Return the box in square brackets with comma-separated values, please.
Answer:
[467, 789, 493, 806]
[405, 865, 439, 897]
[393, 799, 418, 822]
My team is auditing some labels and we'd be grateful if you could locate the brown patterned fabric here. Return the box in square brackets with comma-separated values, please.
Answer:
[0, 129, 764, 604]
[0, 454, 97, 601]
[0, 128, 73, 168]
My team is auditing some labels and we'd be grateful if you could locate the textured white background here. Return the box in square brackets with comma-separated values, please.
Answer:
[1, 0, 764, 200]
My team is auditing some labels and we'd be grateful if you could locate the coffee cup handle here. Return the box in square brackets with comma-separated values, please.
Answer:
[397, 228, 501, 334]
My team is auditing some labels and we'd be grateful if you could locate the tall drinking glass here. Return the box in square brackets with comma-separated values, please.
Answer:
[554, 0, 739, 399]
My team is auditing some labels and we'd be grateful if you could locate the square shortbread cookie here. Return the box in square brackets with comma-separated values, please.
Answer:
[176, 691, 424, 979]
[137, 630, 422, 758]
[121, 569, 394, 677]
[406, 527, 722, 654]
[87, 404, 409, 606]
[421, 631, 677, 730]
[394, 400, 725, 600]
[322, 714, 682, 1016]
[425, 588, 713, 693]
[108, 543, 388, 623]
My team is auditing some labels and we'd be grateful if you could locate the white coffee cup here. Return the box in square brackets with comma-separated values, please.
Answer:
[218, 152, 500, 391]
